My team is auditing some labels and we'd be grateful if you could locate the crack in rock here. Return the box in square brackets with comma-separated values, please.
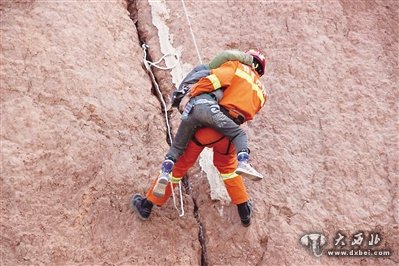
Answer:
[183, 176, 208, 266]
[127, 0, 174, 145]
[126, 1, 208, 263]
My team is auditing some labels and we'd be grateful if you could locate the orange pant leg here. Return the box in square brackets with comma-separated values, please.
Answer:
[222, 176, 250, 205]
[212, 139, 250, 205]
[172, 141, 204, 178]
[145, 177, 176, 206]
[146, 140, 204, 206]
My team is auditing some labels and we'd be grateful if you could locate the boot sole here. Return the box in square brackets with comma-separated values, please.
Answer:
[241, 219, 252, 227]
[131, 194, 149, 221]
[152, 178, 168, 198]
[235, 169, 263, 181]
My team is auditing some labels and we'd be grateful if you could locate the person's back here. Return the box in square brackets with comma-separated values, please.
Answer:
[190, 55, 266, 122]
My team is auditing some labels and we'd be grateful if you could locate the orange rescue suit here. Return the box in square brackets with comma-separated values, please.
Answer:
[189, 61, 267, 121]
[146, 128, 250, 206]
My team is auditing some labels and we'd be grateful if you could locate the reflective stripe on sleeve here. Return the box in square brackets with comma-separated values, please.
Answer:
[235, 69, 265, 105]
[220, 172, 239, 180]
[170, 175, 182, 184]
[207, 74, 222, 90]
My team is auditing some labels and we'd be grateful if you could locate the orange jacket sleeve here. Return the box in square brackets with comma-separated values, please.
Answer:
[189, 61, 238, 97]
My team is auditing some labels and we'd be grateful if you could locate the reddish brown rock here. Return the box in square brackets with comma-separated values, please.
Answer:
[144, 0, 398, 265]
[1, 0, 398, 265]
[1, 1, 199, 265]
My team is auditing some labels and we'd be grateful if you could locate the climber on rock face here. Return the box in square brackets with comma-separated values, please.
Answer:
[132, 49, 267, 226]
[155, 50, 267, 195]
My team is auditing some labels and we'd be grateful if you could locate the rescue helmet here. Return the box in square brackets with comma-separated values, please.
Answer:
[246, 49, 266, 76]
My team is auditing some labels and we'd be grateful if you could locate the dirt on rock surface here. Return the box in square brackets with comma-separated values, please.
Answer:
[1, 0, 398, 265]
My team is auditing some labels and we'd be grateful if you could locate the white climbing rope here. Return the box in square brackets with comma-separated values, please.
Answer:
[172, 181, 185, 217]
[142, 43, 174, 144]
[170, 0, 206, 217]
[181, 0, 202, 64]
[141, 44, 185, 217]
[141, 0, 204, 217]
[143, 46, 180, 70]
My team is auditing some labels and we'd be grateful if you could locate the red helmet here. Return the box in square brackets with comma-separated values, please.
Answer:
[246, 49, 266, 76]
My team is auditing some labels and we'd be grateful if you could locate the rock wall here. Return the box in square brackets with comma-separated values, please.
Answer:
[1, 0, 398, 265]
[1, 1, 199, 265]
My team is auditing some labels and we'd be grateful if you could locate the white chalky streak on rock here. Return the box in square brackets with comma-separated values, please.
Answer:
[149, 1, 230, 202]
[148, 1, 183, 87]
[199, 148, 231, 203]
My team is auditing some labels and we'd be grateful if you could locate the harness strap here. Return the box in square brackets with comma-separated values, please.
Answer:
[192, 134, 226, 147]
[225, 139, 232, 155]
[192, 134, 233, 155]
[220, 106, 245, 125]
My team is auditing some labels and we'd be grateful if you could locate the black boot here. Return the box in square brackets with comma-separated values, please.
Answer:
[237, 200, 253, 227]
[131, 193, 153, 220]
